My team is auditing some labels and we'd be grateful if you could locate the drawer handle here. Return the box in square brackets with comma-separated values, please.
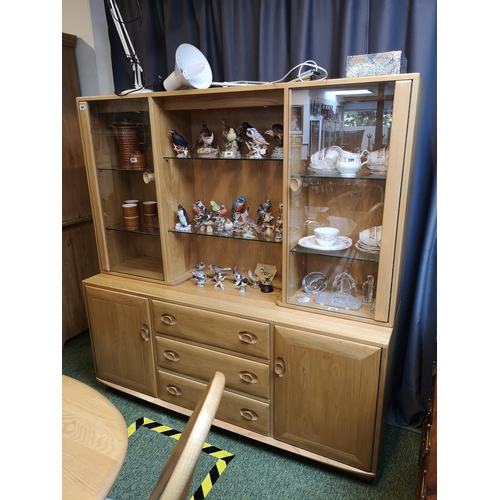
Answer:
[239, 371, 258, 384]
[274, 357, 285, 377]
[166, 385, 182, 396]
[140, 324, 150, 341]
[240, 409, 258, 421]
[160, 313, 177, 326]
[163, 350, 180, 362]
[238, 331, 258, 344]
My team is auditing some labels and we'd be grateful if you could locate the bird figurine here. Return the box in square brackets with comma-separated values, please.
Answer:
[176, 204, 189, 227]
[192, 200, 206, 216]
[194, 120, 215, 154]
[232, 266, 245, 287]
[257, 199, 272, 225]
[171, 130, 192, 152]
[239, 207, 262, 234]
[221, 119, 243, 142]
[231, 196, 246, 219]
[247, 270, 261, 289]
[209, 263, 232, 276]
[192, 262, 207, 286]
[265, 124, 284, 147]
[240, 122, 269, 146]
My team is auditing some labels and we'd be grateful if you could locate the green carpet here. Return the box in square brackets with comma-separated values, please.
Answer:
[62, 331, 421, 500]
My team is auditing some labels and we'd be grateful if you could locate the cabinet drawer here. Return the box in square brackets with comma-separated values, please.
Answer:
[152, 300, 269, 360]
[156, 336, 269, 399]
[158, 370, 269, 436]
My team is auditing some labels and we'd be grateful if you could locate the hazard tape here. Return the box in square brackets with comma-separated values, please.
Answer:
[128, 417, 235, 500]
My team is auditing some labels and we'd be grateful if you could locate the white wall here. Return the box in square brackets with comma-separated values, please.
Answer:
[62, 0, 114, 96]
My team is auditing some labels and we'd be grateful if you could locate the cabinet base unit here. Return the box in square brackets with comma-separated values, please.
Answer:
[78, 75, 422, 478]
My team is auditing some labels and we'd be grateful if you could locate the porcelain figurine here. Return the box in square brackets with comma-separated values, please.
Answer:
[221, 118, 242, 158]
[195, 121, 219, 157]
[362, 275, 375, 303]
[240, 121, 269, 158]
[192, 262, 207, 287]
[171, 130, 192, 158]
[175, 204, 191, 231]
[265, 123, 284, 159]
[247, 270, 261, 289]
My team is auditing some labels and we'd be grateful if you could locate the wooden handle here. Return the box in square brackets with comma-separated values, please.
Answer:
[140, 324, 150, 341]
[237, 331, 258, 344]
[239, 371, 258, 384]
[160, 313, 177, 326]
[240, 409, 258, 421]
[274, 357, 285, 377]
[166, 385, 182, 396]
[163, 350, 180, 362]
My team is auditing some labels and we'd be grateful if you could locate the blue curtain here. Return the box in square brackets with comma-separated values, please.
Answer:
[106, 0, 437, 428]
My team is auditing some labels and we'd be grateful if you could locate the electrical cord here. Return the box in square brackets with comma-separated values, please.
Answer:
[211, 60, 328, 87]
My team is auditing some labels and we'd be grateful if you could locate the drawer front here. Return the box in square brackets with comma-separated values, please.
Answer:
[158, 370, 269, 436]
[156, 336, 269, 399]
[152, 300, 269, 360]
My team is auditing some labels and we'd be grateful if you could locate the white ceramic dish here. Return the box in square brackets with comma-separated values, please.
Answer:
[298, 235, 352, 251]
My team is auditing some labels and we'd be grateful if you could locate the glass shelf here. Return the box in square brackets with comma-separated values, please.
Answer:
[291, 168, 386, 181]
[97, 167, 148, 172]
[169, 227, 281, 244]
[107, 223, 160, 236]
[164, 156, 282, 162]
[290, 244, 379, 263]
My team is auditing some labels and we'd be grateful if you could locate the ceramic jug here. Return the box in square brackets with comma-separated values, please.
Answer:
[110, 121, 146, 169]
[332, 146, 367, 178]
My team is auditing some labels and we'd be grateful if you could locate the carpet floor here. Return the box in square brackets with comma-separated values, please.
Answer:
[62, 331, 422, 500]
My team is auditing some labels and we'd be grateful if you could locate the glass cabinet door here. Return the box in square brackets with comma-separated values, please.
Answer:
[78, 98, 164, 281]
[284, 79, 412, 324]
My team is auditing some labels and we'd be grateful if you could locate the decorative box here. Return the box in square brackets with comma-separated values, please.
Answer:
[346, 51, 407, 78]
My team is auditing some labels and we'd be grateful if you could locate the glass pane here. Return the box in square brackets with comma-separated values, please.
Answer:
[286, 82, 394, 320]
[88, 99, 164, 281]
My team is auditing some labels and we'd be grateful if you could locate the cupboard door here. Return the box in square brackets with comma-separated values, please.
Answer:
[274, 325, 381, 471]
[85, 286, 156, 396]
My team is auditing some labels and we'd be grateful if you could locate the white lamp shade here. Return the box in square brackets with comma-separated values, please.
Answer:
[163, 43, 212, 91]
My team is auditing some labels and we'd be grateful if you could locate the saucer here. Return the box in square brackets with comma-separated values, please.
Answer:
[355, 241, 380, 254]
[298, 235, 352, 251]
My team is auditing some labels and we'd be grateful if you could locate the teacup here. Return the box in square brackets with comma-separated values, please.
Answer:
[359, 225, 382, 246]
[314, 227, 340, 247]
[361, 147, 389, 172]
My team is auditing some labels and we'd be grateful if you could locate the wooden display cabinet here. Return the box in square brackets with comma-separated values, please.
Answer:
[78, 74, 422, 478]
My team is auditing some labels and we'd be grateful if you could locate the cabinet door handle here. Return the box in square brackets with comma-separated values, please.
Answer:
[160, 313, 177, 326]
[163, 350, 180, 362]
[240, 409, 258, 421]
[239, 371, 258, 384]
[274, 357, 285, 377]
[140, 324, 150, 341]
[166, 385, 182, 396]
[238, 331, 258, 344]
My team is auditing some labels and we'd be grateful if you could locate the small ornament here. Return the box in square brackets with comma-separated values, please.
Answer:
[213, 272, 226, 290]
[194, 120, 219, 157]
[192, 262, 207, 287]
[170, 130, 192, 157]
[238, 278, 248, 293]
[362, 275, 375, 303]
[175, 204, 191, 231]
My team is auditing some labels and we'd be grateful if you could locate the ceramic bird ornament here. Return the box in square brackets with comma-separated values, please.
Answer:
[231, 196, 246, 219]
[177, 204, 188, 226]
[171, 130, 192, 157]
[195, 121, 218, 157]
[265, 124, 284, 147]
[240, 122, 269, 146]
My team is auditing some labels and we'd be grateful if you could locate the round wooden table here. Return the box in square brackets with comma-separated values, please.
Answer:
[62, 375, 128, 500]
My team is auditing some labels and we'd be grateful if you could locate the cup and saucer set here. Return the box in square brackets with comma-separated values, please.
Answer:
[298, 227, 352, 251]
[355, 225, 382, 254]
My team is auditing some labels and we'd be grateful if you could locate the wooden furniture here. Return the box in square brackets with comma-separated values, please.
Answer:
[149, 371, 225, 500]
[62, 375, 128, 500]
[416, 364, 437, 499]
[77, 74, 422, 478]
[62, 33, 100, 346]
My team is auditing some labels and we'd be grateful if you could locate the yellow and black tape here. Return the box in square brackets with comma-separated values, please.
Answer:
[128, 417, 235, 500]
